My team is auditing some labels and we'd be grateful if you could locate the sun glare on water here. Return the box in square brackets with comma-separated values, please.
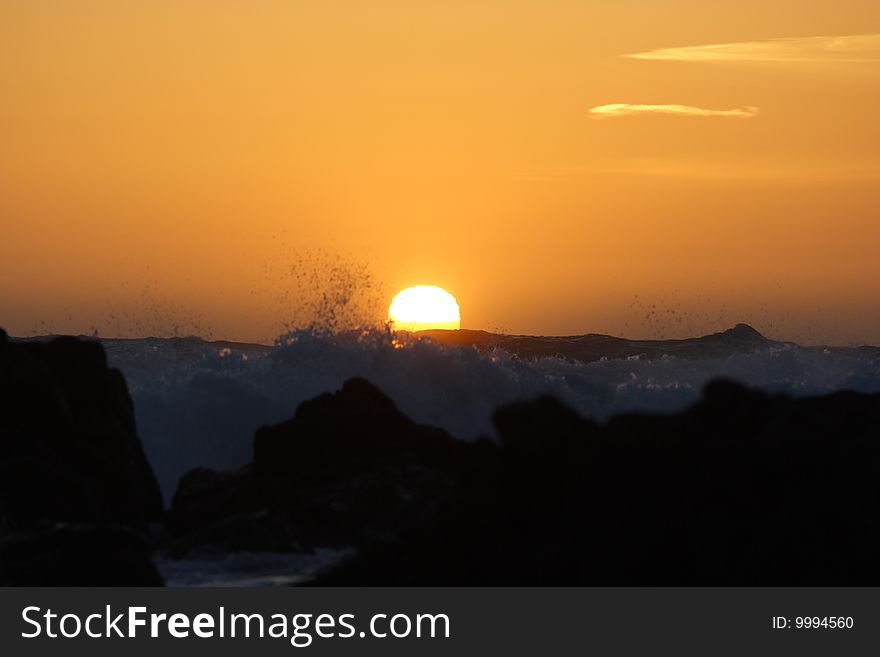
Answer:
[388, 286, 461, 332]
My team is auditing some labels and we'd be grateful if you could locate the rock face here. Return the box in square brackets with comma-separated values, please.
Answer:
[0, 523, 160, 586]
[0, 329, 163, 584]
[169, 374, 880, 585]
[7, 323, 879, 585]
[165, 378, 492, 558]
[254, 378, 478, 480]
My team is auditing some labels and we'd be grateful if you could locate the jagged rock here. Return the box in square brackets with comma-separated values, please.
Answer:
[8, 324, 880, 585]
[0, 329, 163, 583]
[165, 379, 492, 559]
[493, 395, 596, 462]
[163, 374, 880, 584]
[0, 523, 162, 586]
[315, 378, 880, 585]
[254, 377, 472, 480]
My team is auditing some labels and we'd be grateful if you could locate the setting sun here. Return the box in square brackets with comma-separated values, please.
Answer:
[388, 286, 461, 332]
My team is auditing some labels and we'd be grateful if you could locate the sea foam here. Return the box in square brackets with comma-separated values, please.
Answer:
[102, 328, 880, 500]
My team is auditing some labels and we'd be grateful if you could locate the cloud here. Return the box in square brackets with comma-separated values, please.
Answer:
[626, 34, 880, 64]
[588, 104, 759, 119]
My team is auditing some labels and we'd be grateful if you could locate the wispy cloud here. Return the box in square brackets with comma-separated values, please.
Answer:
[626, 34, 880, 64]
[589, 104, 759, 119]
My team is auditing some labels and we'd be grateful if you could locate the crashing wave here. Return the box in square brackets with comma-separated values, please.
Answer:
[98, 326, 880, 499]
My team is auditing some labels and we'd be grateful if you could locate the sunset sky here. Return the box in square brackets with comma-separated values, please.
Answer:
[2, 1, 879, 344]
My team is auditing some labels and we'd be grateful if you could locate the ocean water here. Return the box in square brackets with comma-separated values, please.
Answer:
[156, 548, 354, 587]
[102, 328, 880, 502]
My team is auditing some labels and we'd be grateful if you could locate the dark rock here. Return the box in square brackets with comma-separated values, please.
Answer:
[416, 323, 783, 363]
[166, 379, 492, 560]
[0, 330, 163, 584]
[494, 395, 596, 463]
[254, 377, 471, 480]
[167, 375, 880, 585]
[314, 379, 880, 585]
[0, 332, 162, 528]
[0, 524, 162, 586]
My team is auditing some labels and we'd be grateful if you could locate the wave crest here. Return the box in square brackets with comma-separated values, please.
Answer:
[103, 328, 880, 500]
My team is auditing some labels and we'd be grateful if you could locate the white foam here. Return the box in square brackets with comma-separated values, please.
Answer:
[103, 329, 880, 500]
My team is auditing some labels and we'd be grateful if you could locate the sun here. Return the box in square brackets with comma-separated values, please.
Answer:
[388, 286, 461, 332]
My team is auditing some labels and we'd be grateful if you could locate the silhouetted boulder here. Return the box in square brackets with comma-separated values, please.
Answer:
[494, 395, 596, 464]
[0, 524, 162, 586]
[254, 377, 470, 480]
[314, 379, 880, 585]
[7, 324, 879, 585]
[0, 329, 163, 583]
[166, 379, 492, 559]
[166, 374, 880, 585]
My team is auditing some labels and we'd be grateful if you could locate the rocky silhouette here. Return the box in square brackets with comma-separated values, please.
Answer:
[165, 378, 494, 558]
[167, 375, 880, 585]
[4, 326, 880, 585]
[313, 380, 880, 584]
[417, 323, 788, 362]
[0, 329, 163, 584]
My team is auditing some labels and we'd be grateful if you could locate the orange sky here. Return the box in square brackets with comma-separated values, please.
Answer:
[2, 1, 879, 344]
